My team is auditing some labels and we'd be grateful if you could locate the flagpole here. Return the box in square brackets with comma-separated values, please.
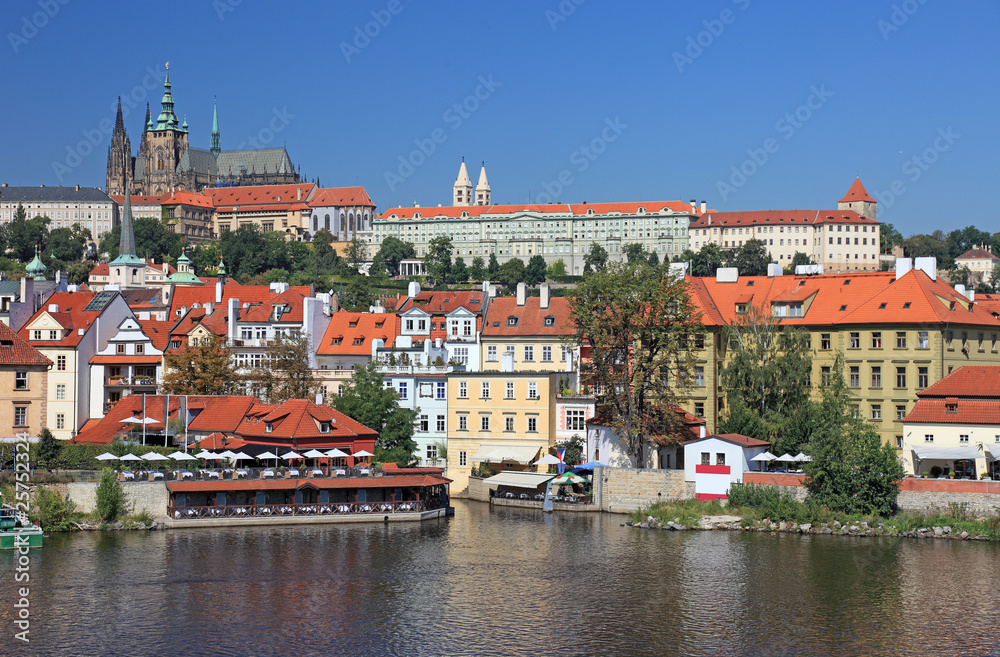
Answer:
[142, 393, 146, 446]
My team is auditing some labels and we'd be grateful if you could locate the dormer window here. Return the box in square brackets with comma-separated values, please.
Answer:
[349, 321, 358, 328]
[320, 422, 330, 433]
[946, 404, 958, 413]
[265, 422, 273, 433]
[736, 304, 748, 315]
[839, 305, 848, 311]
[331, 337, 343, 345]
[353, 337, 364, 346]
[543, 316, 556, 327]
[507, 317, 518, 327]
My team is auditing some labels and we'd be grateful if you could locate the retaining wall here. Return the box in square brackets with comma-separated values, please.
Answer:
[742, 472, 809, 503]
[66, 481, 170, 517]
[597, 467, 694, 514]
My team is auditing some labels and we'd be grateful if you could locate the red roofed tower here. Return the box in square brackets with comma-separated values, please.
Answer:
[838, 177, 877, 223]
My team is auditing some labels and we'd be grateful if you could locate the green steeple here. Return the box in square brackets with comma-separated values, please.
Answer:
[155, 63, 180, 131]
[168, 250, 203, 284]
[110, 177, 145, 268]
[211, 98, 221, 157]
[25, 247, 47, 281]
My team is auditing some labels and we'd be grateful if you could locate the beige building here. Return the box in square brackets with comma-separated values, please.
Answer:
[209, 183, 316, 240]
[0, 322, 50, 439]
[0, 184, 116, 242]
[954, 245, 999, 284]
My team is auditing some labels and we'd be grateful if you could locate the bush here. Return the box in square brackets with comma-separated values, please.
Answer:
[930, 466, 943, 478]
[30, 486, 77, 531]
[95, 468, 129, 523]
[727, 483, 803, 520]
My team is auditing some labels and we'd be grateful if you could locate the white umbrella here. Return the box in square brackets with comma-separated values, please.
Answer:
[95, 452, 119, 461]
[256, 451, 279, 460]
[201, 452, 224, 460]
[141, 452, 169, 461]
[168, 451, 198, 461]
[218, 450, 238, 459]
[750, 451, 777, 462]
[794, 452, 812, 462]
[283, 451, 303, 460]
[325, 448, 350, 459]
[533, 454, 562, 466]
[118, 453, 142, 462]
[124, 417, 159, 425]
[303, 449, 327, 459]
[775, 453, 797, 462]
[231, 451, 254, 461]
[352, 450, 374, 458]
[194, 450, 215, 459]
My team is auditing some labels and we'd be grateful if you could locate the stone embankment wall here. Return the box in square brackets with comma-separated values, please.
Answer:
[596, 467, 694, 514]
[742, 473, 809, 502]
[66, 481, 170, 516]
[467, 476, 489, 502]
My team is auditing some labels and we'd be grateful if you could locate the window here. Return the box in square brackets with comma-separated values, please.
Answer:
[528, 382, 538, 399]
[701, 452, 710, 465]
[459, 450, 467, 466]
[117, 343, 126, 354]
[56, 384, 66, 400]
[436, 382, 446, 400]
[567, 410, 586, 431]
[524, 346, 534, 362]
[694, 402, 704, 417]
[57, 355, 66, 371]
[32, 330, 41, 341]
[436, 415, 445, 432]
[265, 422, 273, 433]
[896, 332, 906, 348]
[896, 436, 904, 449]
[820, 334, 831, 350]
[135, 343, 144, 354]
[959, 434, 969, 443]
[918, 366, 928, 389]
[946, 331, 953, 349]
[896, 405, 906, 420]
[459, 381, 468, 398]
[480, 381, 491, 399]
[871, 332, 882, 349]
[871, 366, 881, 388]
[487, 345, 497, 361]
[918, 331, 929, 349]
[48, 330, 58, 340]
[452, 347, 469, 365]
[458, 415, 467, 431]
[506, 381, 515, 399]
[896, 367, 906, 388]
[507, 317, 518, 327]
[527, 417, 537, 432]
[14, 406, 27, 427]
[849, 332, 860, 348]
[695, 366, 704, 386]
[505, 416, 515, 431]
[849, 366, 860, 387]
[716, 453, 725, 466]
[924, 434, 934, 443]
[480, 415, 490, 431]
[56, 413, 65, 430]
[419, 414, 429, 432]
[821, 366, 831, 386]
[398, 382, 408, 400]
[871, 404, 881, 420]
[542, 346, 552, 362]
[320, 422, 330, 433]
[15, 371, 27, 390]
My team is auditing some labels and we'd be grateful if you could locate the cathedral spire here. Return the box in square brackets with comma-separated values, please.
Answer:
[155, 62, 180, 130]
[211, 97, 221, 157]
[475, 161, 491, 205]
[114, 96, 124, 134]
[110, 176, 144, 268]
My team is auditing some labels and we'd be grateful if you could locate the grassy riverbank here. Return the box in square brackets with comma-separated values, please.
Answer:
[632, 485, 1000, 541]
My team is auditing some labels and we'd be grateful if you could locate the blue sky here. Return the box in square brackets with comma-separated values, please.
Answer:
[2, 0, 997, 236]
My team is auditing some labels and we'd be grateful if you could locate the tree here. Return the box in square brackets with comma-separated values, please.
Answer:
[372, 236, 415, 277]
[496, 257, 526, 290]
[803, 356, 905, 516]
[161, 334, 242, 395]
[220, 224, 269, 279]
[345, 238, 367, 275]
[423, 236, 453, 285]
[547, 258, 567, 278]
[469, 256, 486, 281]
[332, 362, 417, 465]
[487, 252, 500, 277]
[36, 428, 61, 470]
[647, 251, 659, 267]
[451, 256, 469, 283]
[880, 223, 903, 253]
[624, 243, 647, 264]
[689, 243, 725, 277]
[7, 205, 49, 262]
[133, 217, 183, 261]
[247, 333, 319, 404]
[726, 238, 770, 275]
[582, 242, 608, 273]
[47, 223, 91, 264]
[790, 252, 813, 268]
[343, 275, 374, 311]
[525, 254, 547, 286]
[569, 261, 702, 467]
[191, 242, 222, 276]
[95, 467, 129, 523]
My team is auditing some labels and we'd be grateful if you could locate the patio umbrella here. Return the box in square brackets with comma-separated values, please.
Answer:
[751, 451, 776, 471]
[95, 452, 119, 461]
[551, 473, 588, 486]
[775, 453, 797, 462]
[283, 451, 303, 460]
[793, 452, 813, 462]
[118, 453, 142, 462]
[201, 452, 224, 460]
[352, 450, 374, 458]
[168, 451, 198, 461]
[256, 451, 279, 468]
[194, 450, 214, 459]
[231, 452, 254, 462]
[571, 460, 606, 472]
[533, 454, 561, 466]
[325, 448, 350, 458]
[303, 449, 327, 458]
[218, 450, 238, 460]
[124, 417, 159, 425]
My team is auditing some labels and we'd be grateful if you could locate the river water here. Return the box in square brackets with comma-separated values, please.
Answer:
[2, 500, 999, 656]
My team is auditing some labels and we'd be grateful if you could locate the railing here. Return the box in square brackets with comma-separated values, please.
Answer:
[106, 376, 157, 386]
[167, 500, 434, 519]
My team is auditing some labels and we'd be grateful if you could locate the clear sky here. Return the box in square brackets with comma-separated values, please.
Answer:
[2, 0, 997, 236]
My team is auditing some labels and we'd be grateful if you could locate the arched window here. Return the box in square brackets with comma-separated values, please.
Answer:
[313, 214, 318, 231]
[325, 214, 330, 231]
[340, 212, 347, 234]
[349, 213, 355, 232]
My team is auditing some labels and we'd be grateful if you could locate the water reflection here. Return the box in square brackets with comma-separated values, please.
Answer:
[1, 501, 999, 656]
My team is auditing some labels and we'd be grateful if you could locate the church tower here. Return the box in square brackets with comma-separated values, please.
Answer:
[106, 97, 132, 196]
[140, 64, 189, 195]
[453, 157, 473, 206]
[109, 177, 147, 289]
[211, 98, 221, 158]
[475, 162, 491, 206]
[838, 177, 877, 223]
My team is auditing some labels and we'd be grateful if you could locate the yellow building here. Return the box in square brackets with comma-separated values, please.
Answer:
[480, 283, 577, 376]
[445, 371, 558, 496]
[0, 322, 50, 438]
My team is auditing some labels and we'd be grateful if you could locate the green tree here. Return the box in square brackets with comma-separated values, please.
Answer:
[345, 238, 367, 275]
[220, 224, 269, 279]
[790, 252, 814, 268]
[525, 254, 547, 286]
[726, 238, 770, 275]
[95, 467, 129, 523]
[332, 362, 417, 465]
[569, 262, 702, 466]
[647, 251, 659, 267]
[161, 334, 242, 395]
[7, 205, 49, 262]
[624, 243, 647, 264]
[372, 236, 415, 277]
[247, 333, 319, 404]
[497, 257, 526, 290]
[36, 428, 61, 470]
[133, 217, 183, 261]
[343, 275, 374, 311]
[451, 256, 469, 283]
[582, 242, 608, 274]
[880, 223, 903, 253]
[487, 252, 500, 277]
[469, 256, 486, 281]
[47, 223, 91, 264]
[191, 242, 222, 276]
[689, 243, 725, 277]
[547, 258, 567, 277]
[423, 236, 453, 285]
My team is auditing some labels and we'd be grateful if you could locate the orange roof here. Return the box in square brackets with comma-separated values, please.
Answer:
[18, 291, 119, 347]
[690, 208, 876, 229]
[904, 399, 1000, 425]
[839, 177, 876, 204]
[238, 289, 306, 323]
[160, 190, 214, 208]
[165, 473, 449, 493]
[317, 312, 397, 356]
[110, 194, 164, 205]
[136, 319, 176, 351]
[916, 366, 1000, 399]
[0, 322, 51, 366]
[379, 200, 700, 221]
[482, 296, 573, 336]
[955, 247, 998, 262]
[205, 183, 315, 209]
[168, 283, 312, 319]
[236, 398, 377, 442]
[199, 433, 247, 449]
[73, 395, 259, 444]
[308, 186, 375, 208]
[397, 290, 486, 315]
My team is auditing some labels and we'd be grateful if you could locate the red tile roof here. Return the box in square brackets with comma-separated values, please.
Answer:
[0, 322, 51, 366]
[317, 312, 397, 356]
[839, 177, 876, 204]
[73, 395, 259, 444]
[160, 190, 214, 208]
[955, 247, 998, 262]
[235, 398, 377, 442]
[136, 319, 176, 351]
[206, 183, 315, 212]
[199, 432, 247, 449]
[916, 366, 1000, 399]
[482, 296, 573, 336]
[238, 289, 306, 323]
[397, 290, 486, 315]
[308, 186, 375, 208]
[18, 291, 118, 347]
[689, 208, 876, 229]
[903, 399, 1000, 425]
[110, 195, 164, 205]
[379, 200, 701, 221]
[90, 355, 163, 364]
[168, 283, 312, 319]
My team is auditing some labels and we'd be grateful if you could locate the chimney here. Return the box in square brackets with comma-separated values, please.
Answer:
[20, 276, 26, 302]
[540, 282, 550, 309]
[969, 290, 976, 302]
[407, 281, 421, 298]
[75, 184, 80, 191]
[690, 199, 697, 213]
[700, 200, 707, 214]
[297, 187, 302, 201]
[216, 280, 223, 304]
[914, 256, 937, 281]
[895, 257, 912, 280]
[48, 303, 59, 313]
[955, 284, 966, 298]
[700, 425, 706, 438]
[488, 284, 497, 298]
[204, 302, 214, 315]
[716, 267, 739, 283]
[516, 282, 526, 306]
[767, 263, 782, 277]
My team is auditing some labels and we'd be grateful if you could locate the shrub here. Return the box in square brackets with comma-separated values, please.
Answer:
[30, 486, 77, 531]
[930, 466, 943, 478]
[95, 468, 129, 523]
[727, 483, 802, 521]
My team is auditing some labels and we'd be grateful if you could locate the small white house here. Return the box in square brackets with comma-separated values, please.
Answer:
[683, 434, 770, 500]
